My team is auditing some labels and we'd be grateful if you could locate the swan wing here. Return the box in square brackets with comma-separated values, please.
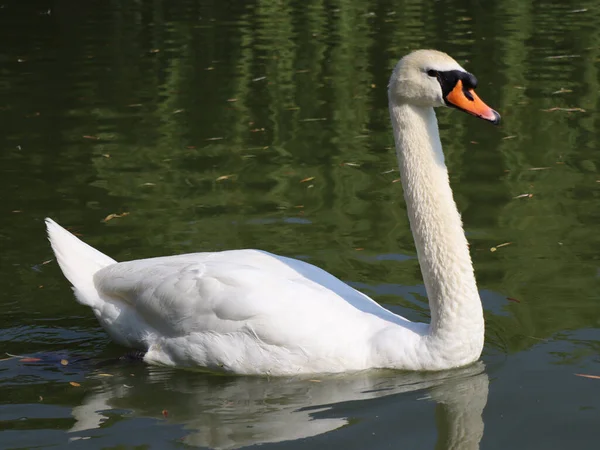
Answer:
[93, 250, 408, 347]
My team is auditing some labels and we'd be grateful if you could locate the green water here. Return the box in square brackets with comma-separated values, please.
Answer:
[1, 0, 599, 448]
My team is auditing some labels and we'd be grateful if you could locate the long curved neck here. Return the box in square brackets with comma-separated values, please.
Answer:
[389, 102, 484, 349]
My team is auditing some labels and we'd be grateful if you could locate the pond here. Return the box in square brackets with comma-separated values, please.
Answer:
[1, 0, 599, 448]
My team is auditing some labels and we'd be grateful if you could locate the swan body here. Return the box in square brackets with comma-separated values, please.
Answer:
[46, 50, 500, 375]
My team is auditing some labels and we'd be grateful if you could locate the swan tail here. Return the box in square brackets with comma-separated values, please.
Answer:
[45, 218, 116, 307]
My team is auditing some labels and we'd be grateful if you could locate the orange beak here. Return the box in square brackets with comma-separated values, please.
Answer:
[445, 80, 500, 124]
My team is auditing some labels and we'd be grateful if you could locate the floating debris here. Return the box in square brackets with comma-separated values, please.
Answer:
[162, 409, 169, 418]
[546, 54, 580, 60]
[20, 357, 42, 363]
[252, 76, 266, 82]
[507, 297, 521, 303]
[41, 259, 53, 265]
[513, 193, 533, 199]
[300, 177, 315, 183]
[102, 212, 130, 223]
[575, 373, 600, 380]
[541, 107, 585, 113]
[149, 49, 160, 53]
[216, 175, 234, 181]
[69, 382, 81, 387]
[60, 359, 69, 366]
[227, 98, 237, 102]
[552, 88, 573, 95]
[205, 137, 223, 141]
[83, 135, 99, 140]
[527, 167, 551, 171]
[342, 162, 360, 167]
[503, 135, 517, 140]
[490, 242, 512, 252]
[300, 118, 327, 122]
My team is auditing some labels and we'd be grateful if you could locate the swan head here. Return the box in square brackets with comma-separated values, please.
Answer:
[389, 49, 500, 124]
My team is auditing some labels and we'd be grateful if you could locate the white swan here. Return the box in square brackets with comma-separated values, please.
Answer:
[46, 49, 500, 375]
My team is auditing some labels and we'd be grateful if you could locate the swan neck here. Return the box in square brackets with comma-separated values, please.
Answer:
[389, 102, 484, 349]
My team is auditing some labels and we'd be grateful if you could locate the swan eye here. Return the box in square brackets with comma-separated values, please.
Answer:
[427, 70, 438, 77]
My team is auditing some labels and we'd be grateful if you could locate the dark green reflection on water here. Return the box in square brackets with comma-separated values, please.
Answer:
[1, 0, 599, 449]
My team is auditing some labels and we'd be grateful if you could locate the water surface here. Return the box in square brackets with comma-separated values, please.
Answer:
[1, 1, 599, 449]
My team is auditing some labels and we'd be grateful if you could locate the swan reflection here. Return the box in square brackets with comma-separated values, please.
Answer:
[70, 362, 488, 449]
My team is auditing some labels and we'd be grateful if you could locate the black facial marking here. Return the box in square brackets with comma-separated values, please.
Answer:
[430, 69, 478, 101]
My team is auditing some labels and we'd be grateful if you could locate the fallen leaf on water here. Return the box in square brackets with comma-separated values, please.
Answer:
[392, 178, 401, 183]
[172, 109, 184, 114]
[216, 175, 234, 181]
[300, 118, 327, 122]
[162, 409, 169, 418]
[355, 248, 364, 251]
[527, 167, 551, 171]
[546, 54, 580, 60]
[205, 137, 223, 141]
[503, 135, 517, 140]
[490, 242, 512, 252]
[39, 396, 43, 401]
[41, 259, 53, 265]
[507, 297, 521, 303]
[300, 177, 315, 183]
[541, 107, 586, 113]
[552, 88, 573, 95]
[575, 373, 600, 380]
[60, 359, 69, 366]
[227, 98, 237, 102]
[513, 193, 533, 199]
[342, 162, 360, 167]
[20, 358, 42, 363]
[83, 135, 100, 140]
[103, 212, 130, 223]
[149, 49, 160, 53]
[69, 382, 81, 387]
[97, 373, 113, 377]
